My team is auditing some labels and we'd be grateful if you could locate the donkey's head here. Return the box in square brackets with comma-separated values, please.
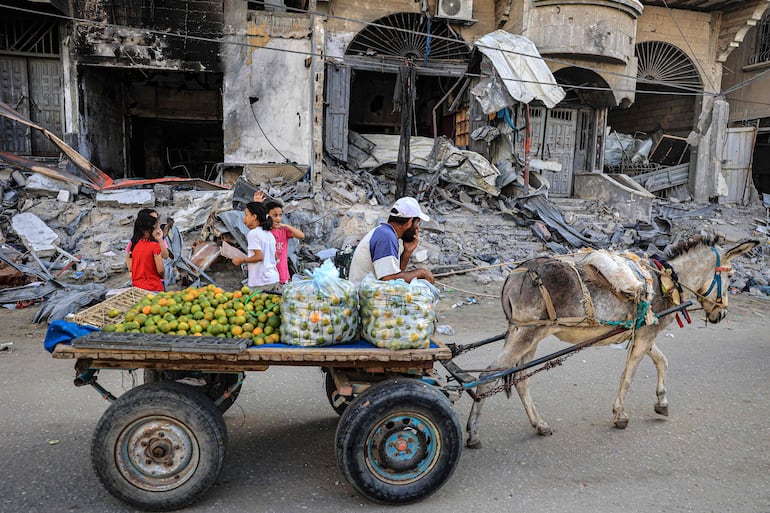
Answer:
[667, 236, 758, 324]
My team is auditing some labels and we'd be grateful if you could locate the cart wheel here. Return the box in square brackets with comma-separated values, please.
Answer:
[92, 381, 228, 511]
[143, 370, 243, 413]
[324, 370, 349, 415]
[335, 378, 462, 504]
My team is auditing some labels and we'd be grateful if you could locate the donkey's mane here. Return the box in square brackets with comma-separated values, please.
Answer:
[664, 233, 723, 259]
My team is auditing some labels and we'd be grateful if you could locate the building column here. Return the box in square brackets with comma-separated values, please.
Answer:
[691, 98, 729, 202]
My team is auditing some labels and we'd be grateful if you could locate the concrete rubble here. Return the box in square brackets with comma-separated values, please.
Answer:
[1, 158, 769, 321]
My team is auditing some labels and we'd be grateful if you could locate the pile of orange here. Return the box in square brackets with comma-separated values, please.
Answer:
[102, 285, 282, 346]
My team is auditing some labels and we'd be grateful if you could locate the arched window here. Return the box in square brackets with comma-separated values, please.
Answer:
[751, 11, 770, 65]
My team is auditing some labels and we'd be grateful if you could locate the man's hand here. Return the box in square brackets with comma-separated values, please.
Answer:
[253, 190, 266, 202]
[402, 226, 419, 254]
[416, 268, 435, 283]
[232, 258, 244, 266]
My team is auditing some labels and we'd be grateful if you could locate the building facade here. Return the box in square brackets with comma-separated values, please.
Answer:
[1, 0, 768, 201]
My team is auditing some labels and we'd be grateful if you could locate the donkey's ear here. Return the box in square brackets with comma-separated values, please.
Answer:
[725, 239, 759, 260]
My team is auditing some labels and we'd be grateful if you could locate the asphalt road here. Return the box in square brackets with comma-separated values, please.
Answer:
[0, 292, 769, 513]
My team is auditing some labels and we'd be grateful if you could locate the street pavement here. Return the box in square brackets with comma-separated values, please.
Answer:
[0, 295, 768, 513]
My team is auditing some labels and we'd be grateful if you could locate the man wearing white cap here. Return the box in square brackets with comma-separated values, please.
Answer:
[348, 196, 435, 287]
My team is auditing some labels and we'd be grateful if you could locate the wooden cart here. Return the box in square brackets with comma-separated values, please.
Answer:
[52, 333, 460, 511]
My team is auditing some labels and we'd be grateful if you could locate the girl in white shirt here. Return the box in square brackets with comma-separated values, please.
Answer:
[231, 202, 280, 291]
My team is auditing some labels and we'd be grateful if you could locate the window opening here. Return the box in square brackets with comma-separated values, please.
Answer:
[636, 41, 701, 92]
[750, 12, 770, 65]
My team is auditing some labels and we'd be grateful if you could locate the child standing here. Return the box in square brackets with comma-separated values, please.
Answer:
[127, 214, 165, 292]
[231, 202, 280, 291]
[264, 200, 305, 284]
[125, 208, 170, 267]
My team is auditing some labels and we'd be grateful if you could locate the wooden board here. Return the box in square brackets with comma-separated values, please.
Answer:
[52, 339, 452, 373]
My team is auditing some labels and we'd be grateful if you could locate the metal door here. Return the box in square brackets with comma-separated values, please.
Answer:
[0, 56, 31, 154]
[513, 104, 545, 163]
[28, 58, 62, 155]
[722, 126, 757, 204]
[573, 109, 593, 173]
[543, 108, 577, 196]
[324, 63, 351, 162]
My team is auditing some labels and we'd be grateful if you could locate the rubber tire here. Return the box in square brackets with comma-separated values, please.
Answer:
[324, 369, 349, 416]
[143, 370, 243, 413]
[335, 378, 462, 504]
[92, 381, 228, 511]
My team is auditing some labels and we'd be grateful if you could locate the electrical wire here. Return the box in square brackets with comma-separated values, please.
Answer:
[249, 101, 306, 175]
[660, 0, 719, 93]
[3, 2, 767, 102]
[2, 2, 717, 98]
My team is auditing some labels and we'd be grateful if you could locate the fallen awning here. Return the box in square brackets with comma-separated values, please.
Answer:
[474, 31, 566, 110]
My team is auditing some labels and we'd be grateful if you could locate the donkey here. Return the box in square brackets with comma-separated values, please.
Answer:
[466, 234, 758, 449]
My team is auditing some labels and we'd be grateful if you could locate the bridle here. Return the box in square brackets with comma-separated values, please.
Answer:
[678, 246, 732, 310]
[652, 246, 731, 313]
[699, 247, 732, 307]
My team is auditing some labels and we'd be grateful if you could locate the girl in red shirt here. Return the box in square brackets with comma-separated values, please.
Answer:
[127, 214, 165, 292]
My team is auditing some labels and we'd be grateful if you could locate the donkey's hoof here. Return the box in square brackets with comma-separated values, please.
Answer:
[654, 404, 669, 416]
[535, 422, 553, 436]
[614, 417, 629, 429]
[466, 438, 483, 449]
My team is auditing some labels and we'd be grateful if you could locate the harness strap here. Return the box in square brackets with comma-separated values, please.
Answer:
[567, 260, 596, 321]
[703, 247, 722, 298]
[528, 270, 557, 321]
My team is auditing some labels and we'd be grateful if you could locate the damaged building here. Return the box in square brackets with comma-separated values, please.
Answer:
[1, 0, 769, 204]
[723, 4, 770, 198]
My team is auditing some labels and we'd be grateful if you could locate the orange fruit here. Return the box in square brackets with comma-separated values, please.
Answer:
[142, 305, 152, 315]
[309, 311, 320, 323]
[230, 325, 243, 336]
[253, 326, 263, 335]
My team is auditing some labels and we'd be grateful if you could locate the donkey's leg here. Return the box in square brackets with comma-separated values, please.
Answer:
[512, 344, 552, 436]
[466, 326, 543, 448]
[612, 335, 654, 429]
[647, 342, 669, 416]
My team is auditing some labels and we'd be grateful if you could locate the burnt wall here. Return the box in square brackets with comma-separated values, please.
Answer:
[73, 0, 224, 70]
[608, 94, 696, 137]
[80, 68, 126, 174]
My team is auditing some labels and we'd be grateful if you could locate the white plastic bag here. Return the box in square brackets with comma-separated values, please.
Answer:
[280, 260, 359, 346]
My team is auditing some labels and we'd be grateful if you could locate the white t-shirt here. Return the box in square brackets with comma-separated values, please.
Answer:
[246, 226, 279, 288]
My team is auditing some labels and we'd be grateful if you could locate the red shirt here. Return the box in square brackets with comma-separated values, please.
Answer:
[131, 239, 163, 291]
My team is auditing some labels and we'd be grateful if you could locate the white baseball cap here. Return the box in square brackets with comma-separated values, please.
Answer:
[390, 196, 430, 222]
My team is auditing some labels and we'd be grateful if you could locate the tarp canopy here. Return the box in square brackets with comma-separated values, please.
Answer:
[473, 31, 566, 111]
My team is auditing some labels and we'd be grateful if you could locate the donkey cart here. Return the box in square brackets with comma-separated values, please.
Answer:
[49, 298, 692, 512]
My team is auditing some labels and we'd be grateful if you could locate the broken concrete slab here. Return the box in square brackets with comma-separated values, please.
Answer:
[96, 189, 154, 208]
[11, 212, 60, 257]
[57, 190, 73, 203]
[573, 173, 654, 222]
[25, 173, 79, 198]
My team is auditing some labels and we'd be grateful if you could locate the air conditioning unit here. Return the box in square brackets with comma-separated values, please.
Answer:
[435, 0, 475, 23]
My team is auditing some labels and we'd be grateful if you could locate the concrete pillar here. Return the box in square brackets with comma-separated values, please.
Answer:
[691, 98, 729, 202]
[311, 10, 325, 193]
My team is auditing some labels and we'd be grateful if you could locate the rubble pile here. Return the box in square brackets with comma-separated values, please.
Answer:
[1, 159, 769, 321]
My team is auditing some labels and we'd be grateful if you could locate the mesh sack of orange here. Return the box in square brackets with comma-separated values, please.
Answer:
[358, 274, 439, 350]
[279, 260, 359, 346]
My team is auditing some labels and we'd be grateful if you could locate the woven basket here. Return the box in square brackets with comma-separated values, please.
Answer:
[72, 287, 154, 328]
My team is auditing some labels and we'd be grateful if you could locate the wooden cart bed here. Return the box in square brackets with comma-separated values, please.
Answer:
[52, 336, 452, 373]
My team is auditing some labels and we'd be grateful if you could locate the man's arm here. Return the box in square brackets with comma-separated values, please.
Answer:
[380, 267, 434, 284]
